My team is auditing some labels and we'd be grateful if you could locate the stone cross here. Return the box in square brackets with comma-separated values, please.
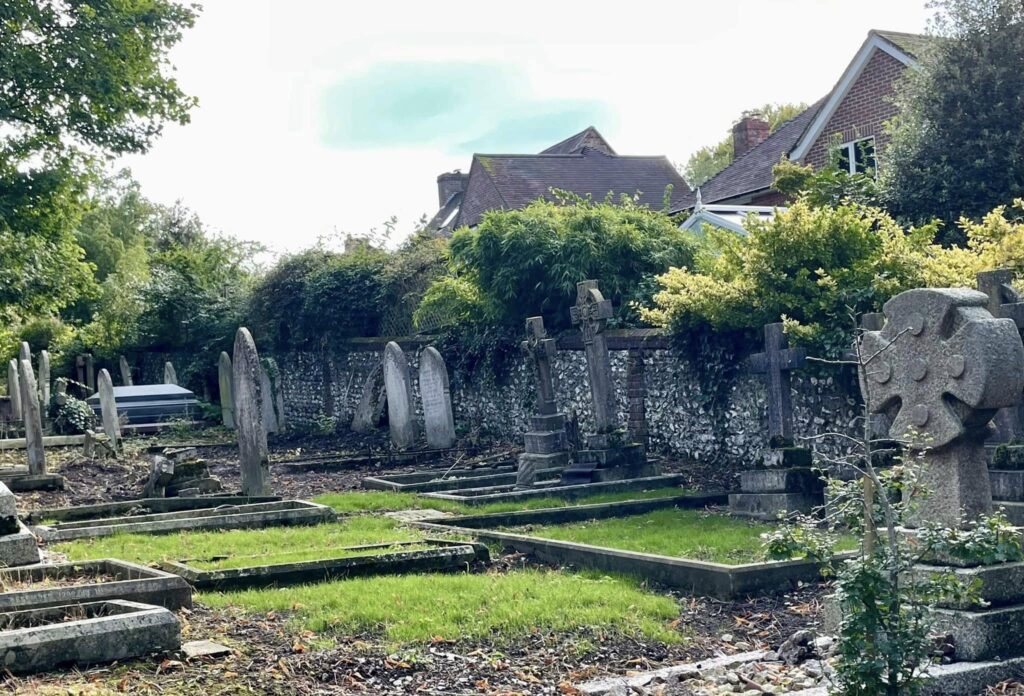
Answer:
[218, 351, 235, 429]
[119, 355, 133, 386]
[522, 316, 558, 416]
[861, 288, 1024, 527]
[419, 347, 456, 449]
[7, 360, 21, 422]
[18, 359, 45, 474]
[38, 350, 50, 414]
[383, 342, 417, 449]
[749, 323, 806, 447]
[164, 361, 178, 386]
[570, 280, 618, 433]
[96, 369, 121, 454]
[232, 327, 270, 495]
[976, 270, 1024, 442]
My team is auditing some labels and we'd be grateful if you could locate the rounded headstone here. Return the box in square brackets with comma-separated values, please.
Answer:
[97, 369, 121, 453]
[232, 328, 270, 495]
[419, 347, 455, 449]
[218, 351, 235, 429]
[383, 342, 417, 450]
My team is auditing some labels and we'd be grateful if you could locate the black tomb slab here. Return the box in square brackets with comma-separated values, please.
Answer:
[86, 385, 198, 424]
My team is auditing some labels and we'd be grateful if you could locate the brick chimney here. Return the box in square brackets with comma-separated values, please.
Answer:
[732, 116, 770, 159]
[437, 170, 469, 207]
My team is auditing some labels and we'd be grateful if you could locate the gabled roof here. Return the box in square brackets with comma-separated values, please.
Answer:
[456, 148, 691, 228]
[540, 126, 616, 155]
[873, 29, 933, 59]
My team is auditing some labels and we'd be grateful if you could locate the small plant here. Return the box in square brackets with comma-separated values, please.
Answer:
[918, 510, 1024, 567]
[51, 395, 96, 434]
[314, 411, 338, 436]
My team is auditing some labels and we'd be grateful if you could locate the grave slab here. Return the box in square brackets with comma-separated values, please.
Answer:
[24, 495, 280, 525]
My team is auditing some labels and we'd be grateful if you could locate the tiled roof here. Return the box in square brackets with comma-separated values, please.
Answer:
[540, 126, 616, 155]
[456, 148, 692, 228]
[872, 29, 933, 59]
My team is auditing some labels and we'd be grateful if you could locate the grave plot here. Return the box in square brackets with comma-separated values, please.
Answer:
[0, 559, 191, 611]
[24, 494, 281, 525]
[160, 538, 489, 591]
[416, 472, 688, 505]
[0, 599, 179, 675]
[420, 495, 854, 600]
[33, 499, 335, 541]
[362, 460, 542, 493]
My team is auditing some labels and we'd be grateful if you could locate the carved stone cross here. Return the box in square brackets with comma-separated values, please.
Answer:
[522, 316, 558, 416]
[977, 270, 1024, 442]
[861, 288, 1024, 527]
[570, 280, 618, 433]
[749, 323, 806, 447]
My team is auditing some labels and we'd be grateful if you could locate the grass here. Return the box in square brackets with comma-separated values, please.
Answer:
[188, 542, 438, 571]
[509, 508, 855, 565]
[201, 568, 684, 644]
[312, 486, 687, 516]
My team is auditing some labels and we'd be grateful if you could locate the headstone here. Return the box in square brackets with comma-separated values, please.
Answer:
[119, 355, 133, 386]
[143, 455, 175, 497]
[53, 378, 67, 406]
[232, 327, 270, 496]
[18, 359, 45, 475]
[418, 348, 455, 449]
[218, 351, 234, 429]
[268, 358, 286, 433]
[96, 369, 120, 454]
[518, 317, 570, 487]
[75, 355, 85, 388]
[383, 342, 417, 449]
[85, 354, 95, 394]
[163, 361, 178, 386]
[18, 342, 29, 362]
[862, 288, 1024, 528]
[351, 362, 386, 433]
[561, 281, 649, 484]
[259, 361, 279, 434]
[7, 360, 21, 421]
[38, 350, 50, 414]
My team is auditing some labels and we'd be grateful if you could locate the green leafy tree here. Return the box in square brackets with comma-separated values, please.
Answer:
[884, 0, 1024, 235]
[772, 159, 881, 209]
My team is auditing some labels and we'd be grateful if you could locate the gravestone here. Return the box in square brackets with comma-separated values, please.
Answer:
[259, 361, 280, 434]
[17, 359, 45, 475]
[18, 342, 29, 362]
[383, 342, 417, 449]
[119, 355, 133, 387]
[730, 323, 821, 520]
[96, 369, 121, 454]
[163, 361, 178, 386]
[85, 354, 95, 394]
[862, 288, 1024, 528]
[419, 347, 455, 449]
[218, 351, 234, 429]
[351, 361, 386, 433]
[518, 317, 570, 487]
[265, 357, 286, 433]
[7, 360, 20, 422]
[561, 281, 649, 484]
[233, 327, 270, 496]
[37, 350, 49, 415]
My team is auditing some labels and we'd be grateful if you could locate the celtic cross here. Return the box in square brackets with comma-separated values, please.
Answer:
[522, 316, 558, 415]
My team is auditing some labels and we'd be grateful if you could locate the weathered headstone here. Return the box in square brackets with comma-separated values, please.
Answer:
[119, 355, 133, 386]
[862, 288, 1024, 528]
[351, 362, 386, 433]
[7, 360, 21, 421]
[163, 361, 178, 386]
[561, 281, 648, 484]
[85, 354, 95, 394]
[383, 342, 417, 449]
[419, 347, 455, 449]
[218, 351, 234, 429]
[53, 378, 67, 406]
[18, 342, 29, 362]
[143, 455, 175, 498]
[259, 361, 279, 434]
[96, 369, 120, 454]
[38, 350, 50, 415]
[232, 327, 270, 496]
[518, 317, 570, 487]
[18, 359, 45, 475]
[267, 358, 286, 433]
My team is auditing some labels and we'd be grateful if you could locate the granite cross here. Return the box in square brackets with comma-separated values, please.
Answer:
[522, 316, 558, 416]
[570, 280, 618, 433]
[976, 270, 1024, 442]
[749, 322, 806, 447]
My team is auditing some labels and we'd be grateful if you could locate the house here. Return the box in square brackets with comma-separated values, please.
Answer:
[679, 190, 779, 237]
[426, 126, 692, 235]
[687, 29, 930, 209]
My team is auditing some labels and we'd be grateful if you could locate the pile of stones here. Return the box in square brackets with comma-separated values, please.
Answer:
[142, 447, 222, 498]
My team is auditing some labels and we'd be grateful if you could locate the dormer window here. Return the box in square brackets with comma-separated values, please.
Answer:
[836, 136, 876, 175]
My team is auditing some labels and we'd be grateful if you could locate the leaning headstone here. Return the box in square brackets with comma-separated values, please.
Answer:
[7, 360, 21, 421]
[419, 347, 455, 449]
[119, 355, 133, 386]
[38, 350, 50, 414]
[18, 359, 45, 475]
[518, 317, 570, 488]
[259, 361, 279, 434]
[218, 351, 234, 429]
[0, 482, 41, 566]
[163, 361, 178, 386]
[233, 327, 270, 496]
[351, 362, 386, 433]
[862, 288, 1024, 528]
[383, 342, 417, 449]
[96, 369, 120, 454]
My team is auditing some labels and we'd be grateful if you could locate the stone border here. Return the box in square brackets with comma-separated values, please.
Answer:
[0, 473, 64, 492]
[24, 495, 282, 525]
[34, 500, 336, 541]
[0, 559, 192, 611]
[160, 539, 490, 591]
[363, 466, 562, 493]
[0, 599, 180, 675]
[419, 474, 688, 505]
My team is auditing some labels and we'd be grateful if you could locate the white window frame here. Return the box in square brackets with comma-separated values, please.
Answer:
[836, 136, 877, 175]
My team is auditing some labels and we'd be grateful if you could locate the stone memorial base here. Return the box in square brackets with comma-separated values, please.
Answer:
[561, 431, 652, 485]
[517, 413, 570, 488]
[0, 520, 41, 567]
[729, 449, 822, 521]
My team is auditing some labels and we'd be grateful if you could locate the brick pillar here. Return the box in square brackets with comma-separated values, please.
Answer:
[626, 348, 648, 448]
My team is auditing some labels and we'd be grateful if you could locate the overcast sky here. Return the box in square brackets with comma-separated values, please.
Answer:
[118, 0, 932, 257]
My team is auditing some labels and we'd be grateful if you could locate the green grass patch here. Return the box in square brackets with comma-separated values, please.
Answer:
[57, 516, 423, 567]
[201, 568, 684, 644]
[509, 509, 855, 565]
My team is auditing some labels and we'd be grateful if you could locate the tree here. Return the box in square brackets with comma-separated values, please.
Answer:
[682, 103, 807, 188]
[883, 0, 1024, 236]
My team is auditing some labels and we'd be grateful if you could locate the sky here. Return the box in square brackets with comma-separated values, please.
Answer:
[119, 0, 932, 257]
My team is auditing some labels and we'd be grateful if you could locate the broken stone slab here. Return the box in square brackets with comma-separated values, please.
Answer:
[0, 520, 41, 567]
[182, 639, 232, 659]
[143, 455, 175, 498]
[166, 478, 222, 496]
[0, 559, 192, 612]
[0, 599, 180, 675]
[577, 650, 769, 695]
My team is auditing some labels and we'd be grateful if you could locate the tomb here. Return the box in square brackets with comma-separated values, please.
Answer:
[85, 384, 199, 425]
